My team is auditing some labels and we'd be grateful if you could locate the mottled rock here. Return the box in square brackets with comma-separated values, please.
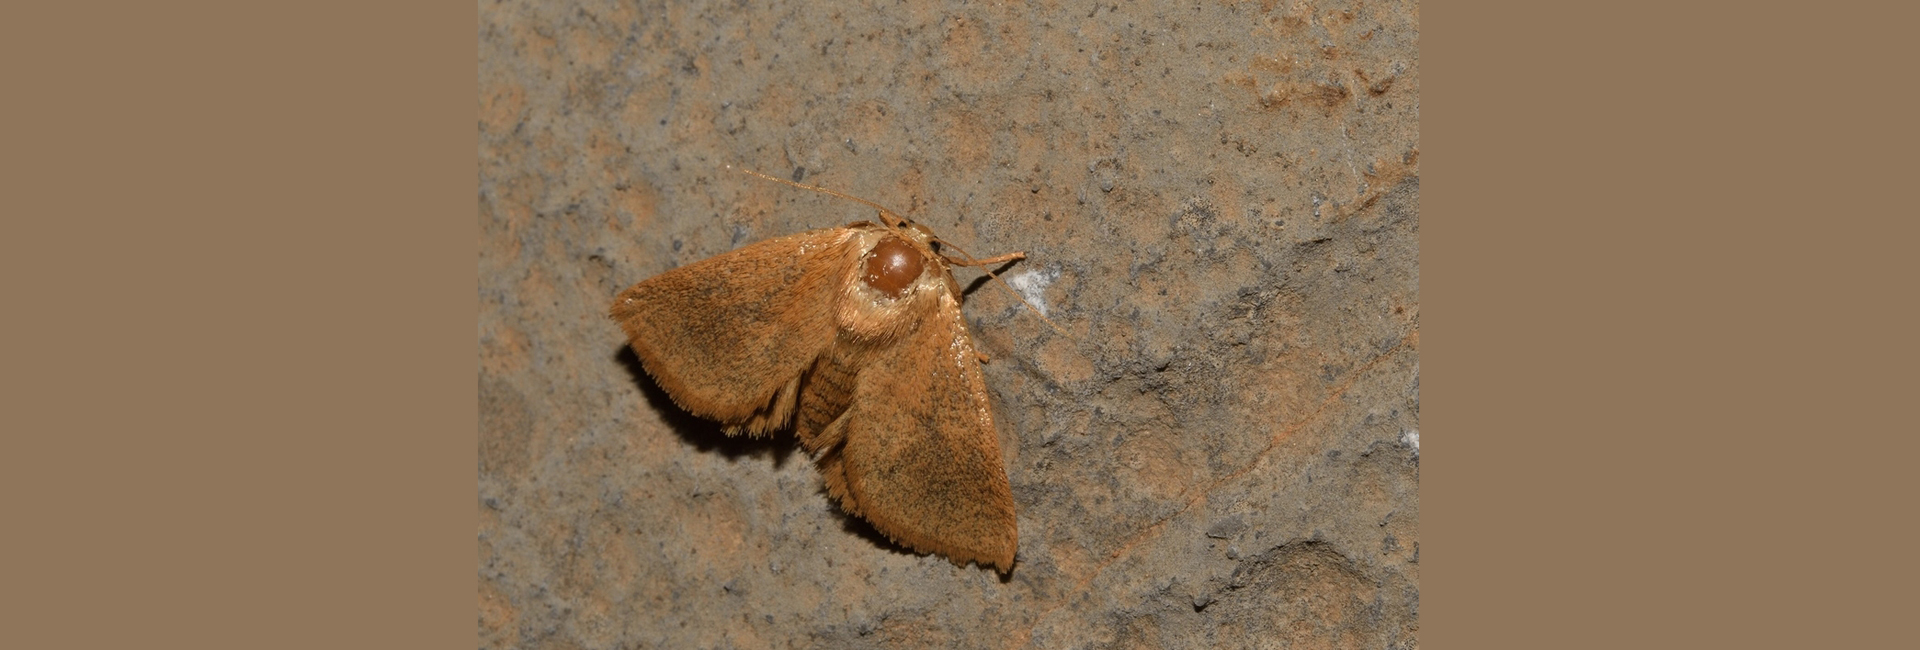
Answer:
[479, 0, 1419, 647]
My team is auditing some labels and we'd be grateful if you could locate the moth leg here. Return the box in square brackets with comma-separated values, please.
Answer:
[976, 350, 991, 364]
[944, 251, 1025, 267]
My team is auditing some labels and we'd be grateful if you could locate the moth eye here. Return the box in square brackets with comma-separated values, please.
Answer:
[862, 236, 925, 298]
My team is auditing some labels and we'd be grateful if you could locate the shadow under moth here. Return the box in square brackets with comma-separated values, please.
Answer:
[609, 169, 1048, 573]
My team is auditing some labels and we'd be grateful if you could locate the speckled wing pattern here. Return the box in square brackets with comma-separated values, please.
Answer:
[610, 228, 861, 430]
[808, 288, 1019, 571]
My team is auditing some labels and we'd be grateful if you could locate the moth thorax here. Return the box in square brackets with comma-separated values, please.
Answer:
[861, 236, 925, 298]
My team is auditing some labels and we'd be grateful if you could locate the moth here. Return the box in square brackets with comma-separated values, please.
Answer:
[610, 169, 1042, 572]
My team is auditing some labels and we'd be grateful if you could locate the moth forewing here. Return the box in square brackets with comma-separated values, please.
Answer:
[610, 228, 853, 426]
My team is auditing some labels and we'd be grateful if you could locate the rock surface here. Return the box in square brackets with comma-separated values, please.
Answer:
[479, 0, 1419, 647]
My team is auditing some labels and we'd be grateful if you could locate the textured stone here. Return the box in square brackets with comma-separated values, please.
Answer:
[479, 0, 1419, 647]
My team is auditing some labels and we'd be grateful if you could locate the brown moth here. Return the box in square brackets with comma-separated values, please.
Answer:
[609, 170, 1034, 572]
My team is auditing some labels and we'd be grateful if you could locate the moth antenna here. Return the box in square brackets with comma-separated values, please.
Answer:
[730, 165, 911, 232]
[938, 239, 1068, 337]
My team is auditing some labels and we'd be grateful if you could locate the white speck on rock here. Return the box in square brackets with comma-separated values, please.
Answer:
[1402, 429, 1420, 457]
[1005, 267, 1060, 316]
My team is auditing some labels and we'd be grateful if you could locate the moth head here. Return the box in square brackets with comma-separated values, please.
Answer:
[861, 235, 927, 299]
[727, 165, 1059, 335]
[904, 221, 938, 246]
